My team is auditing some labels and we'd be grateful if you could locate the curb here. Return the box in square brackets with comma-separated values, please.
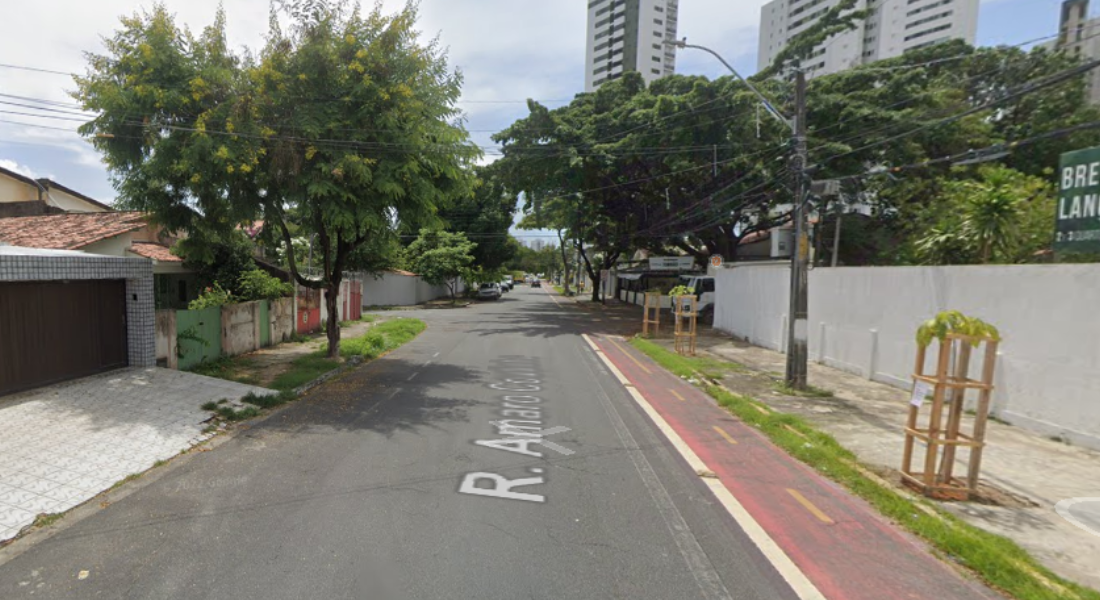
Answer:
[293, 355, 362, 396]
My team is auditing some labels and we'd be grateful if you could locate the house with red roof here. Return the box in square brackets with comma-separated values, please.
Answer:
[0, 166, 197, 308]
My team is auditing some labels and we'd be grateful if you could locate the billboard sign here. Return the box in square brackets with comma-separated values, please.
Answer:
[648, 256, 696, 271]
[1057, 146, 1100, 253]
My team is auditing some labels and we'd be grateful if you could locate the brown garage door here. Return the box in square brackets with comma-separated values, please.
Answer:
[0, 280, 128, 396]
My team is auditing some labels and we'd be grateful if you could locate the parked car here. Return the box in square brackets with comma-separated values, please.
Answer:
[678, 275, 715, 314]
[478, 282, 503, 300]
[531, 279, 541, 288]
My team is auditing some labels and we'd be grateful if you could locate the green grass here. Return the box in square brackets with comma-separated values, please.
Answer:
[269, 354, 340, 391]
[110, 473, 143, 491]
[33, 513, 64, 528]
[325, 318, 427, 360]
[629, 338, 745, 380]
[629, 337, 1099, 600]
[190, 356, 259, 385]
[240, 390, 298, 409]
[774, 382, 834, 398]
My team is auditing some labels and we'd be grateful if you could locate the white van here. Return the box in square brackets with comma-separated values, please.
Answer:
[679, 275, 716, 314]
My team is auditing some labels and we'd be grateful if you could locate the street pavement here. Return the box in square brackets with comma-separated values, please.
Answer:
[0, 286, 995, 599]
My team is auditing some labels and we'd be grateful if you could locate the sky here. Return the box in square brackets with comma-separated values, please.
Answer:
[0, 0, 1067, 238]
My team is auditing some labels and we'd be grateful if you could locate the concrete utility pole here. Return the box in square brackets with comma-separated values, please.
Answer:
[784, 68, 810, 390]
[668, 38, 811, 390]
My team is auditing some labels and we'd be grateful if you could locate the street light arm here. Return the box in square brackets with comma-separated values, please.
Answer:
[666, 39, 792, 131]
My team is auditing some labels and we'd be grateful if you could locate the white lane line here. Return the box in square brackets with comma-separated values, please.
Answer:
[433, 352, 440, 358]
[581, 334, 826, 600]
[577, 346, 732, 600]
[407, 372, 418, 381]
[543, 285, 563, 307]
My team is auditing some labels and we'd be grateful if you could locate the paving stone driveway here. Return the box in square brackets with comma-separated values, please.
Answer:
[0, 367, 274, 542]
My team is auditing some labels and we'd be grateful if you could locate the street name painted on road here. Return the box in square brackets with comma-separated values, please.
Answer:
[458, 356, 571, 503]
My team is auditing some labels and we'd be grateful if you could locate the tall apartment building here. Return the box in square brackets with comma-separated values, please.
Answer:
[757, 0, 979, 79]
[1050, 0, 1100, 104]
[585, 0, 680, 92]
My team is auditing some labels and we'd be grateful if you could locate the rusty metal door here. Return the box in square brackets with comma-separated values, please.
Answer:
[0, 280, 128, 396]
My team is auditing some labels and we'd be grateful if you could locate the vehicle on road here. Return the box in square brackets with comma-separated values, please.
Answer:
[679, 275, 715, 315]
[531, 279, 541, 288]
[478, 282, 502, 300]
[500, 280, 512, 291]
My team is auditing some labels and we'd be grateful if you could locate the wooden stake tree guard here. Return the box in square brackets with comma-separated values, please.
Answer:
[901, 330, 1000, 501]
[642, 292, 662, 336]
[673, 295, 698, 356]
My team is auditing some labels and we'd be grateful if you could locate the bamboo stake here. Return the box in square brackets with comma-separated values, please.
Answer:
[968, 340, 999, 490]
[902, 344, 927, 476]
[923, 338, 952, 488]
[940, 339, 972, 485]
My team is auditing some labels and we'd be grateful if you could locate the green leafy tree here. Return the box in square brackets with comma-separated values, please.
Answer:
[437, 164, 518, 272]
[76, 2, 477, 357]
[179, 231, 257, 297]
[911, 165, 1055, 264]
[406, 229, 476, 303]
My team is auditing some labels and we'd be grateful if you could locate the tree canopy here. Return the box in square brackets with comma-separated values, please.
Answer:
[76, 1, 478, 355]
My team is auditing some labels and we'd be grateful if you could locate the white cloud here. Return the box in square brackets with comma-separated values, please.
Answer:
[0, 0, 1026, 201]
[0, 158, 36, 178]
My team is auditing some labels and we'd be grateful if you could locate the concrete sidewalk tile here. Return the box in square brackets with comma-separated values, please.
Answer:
[0, 489, 36, 511]
[18, 479, 62, 496]
[0, 505, 34, 530]
[1, 472, 37, 489]
[0, 367, 276, 543]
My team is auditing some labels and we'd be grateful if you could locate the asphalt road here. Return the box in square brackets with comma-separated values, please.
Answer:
[0, 285, 800, 600]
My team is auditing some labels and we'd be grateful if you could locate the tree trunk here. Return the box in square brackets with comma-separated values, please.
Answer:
[576, 243, 600, 303]
[557, 230, 572, 295]
[325, 278, 341, 359]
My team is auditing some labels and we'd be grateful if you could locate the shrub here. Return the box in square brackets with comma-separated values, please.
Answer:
[237, 268, 293, 301]
[189, 283, 233, 310]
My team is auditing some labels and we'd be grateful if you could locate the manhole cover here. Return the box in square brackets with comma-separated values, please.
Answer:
[1055, 498, 1100, 538]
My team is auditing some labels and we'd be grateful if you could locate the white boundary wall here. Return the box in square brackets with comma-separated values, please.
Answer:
[713, 263, 1100, 450]
[352, 271, 464, 307]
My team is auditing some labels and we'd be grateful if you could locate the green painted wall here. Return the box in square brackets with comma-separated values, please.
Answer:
[176, 307, 222, 370]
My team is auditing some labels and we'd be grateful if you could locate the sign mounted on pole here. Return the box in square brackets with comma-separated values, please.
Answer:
[1056, 146, 1100, 253]
[648, 256, 696, 271]
[710, 255, 723, 268]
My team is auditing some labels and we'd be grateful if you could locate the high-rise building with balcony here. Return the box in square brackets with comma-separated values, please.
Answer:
[757, 0, 979, 79]
[585, 0, 680, 92]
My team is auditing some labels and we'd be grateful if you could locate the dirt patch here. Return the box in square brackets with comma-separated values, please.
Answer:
[230, 319, 381, 388]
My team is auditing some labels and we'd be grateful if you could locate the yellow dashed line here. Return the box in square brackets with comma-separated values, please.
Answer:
[609, 339, 651, 374]
[786, 488, 835, 524]
[669, 389, 687, 402]
[713, 426, 738, 445]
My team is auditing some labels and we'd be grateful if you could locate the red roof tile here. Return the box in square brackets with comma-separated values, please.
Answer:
[0, 212, 147, 250]
[128, 241, 182, 262]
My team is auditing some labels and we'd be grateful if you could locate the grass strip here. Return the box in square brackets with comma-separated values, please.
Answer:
[324, 317, 426, 360]
[269, 355, 339, 391]
[629, 337, 1097, 600]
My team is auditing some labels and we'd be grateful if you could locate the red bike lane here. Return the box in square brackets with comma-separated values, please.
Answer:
[587, 333, 1002, 600]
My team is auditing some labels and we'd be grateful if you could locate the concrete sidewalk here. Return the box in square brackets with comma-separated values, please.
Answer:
[0, 368, 274, 543]
[664, 333, 1100, 592]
